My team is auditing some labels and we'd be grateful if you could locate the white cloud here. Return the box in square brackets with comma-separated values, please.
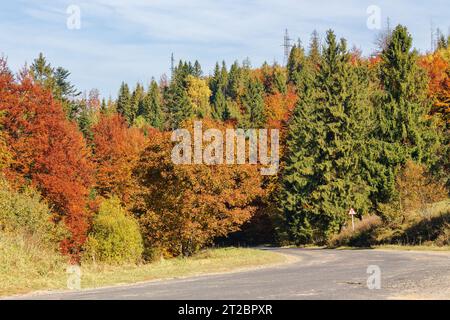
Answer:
[1, 0, 448, 97]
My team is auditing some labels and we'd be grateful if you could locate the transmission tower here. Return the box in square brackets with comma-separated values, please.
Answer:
[170, 53, 175, 79]
[430, 19, 435, 52]
[281, 29, 293, 66]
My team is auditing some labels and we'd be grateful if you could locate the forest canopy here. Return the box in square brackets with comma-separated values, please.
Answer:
[0, 25, 449, 263]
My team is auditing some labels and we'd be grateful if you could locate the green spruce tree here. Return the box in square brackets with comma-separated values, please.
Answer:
[278, 30, 374, 244]
[308, 30, 322, 68]
[129, 83, 144, 124]
[164, 81, 192, 129]
[377, 25, 440, 166]
[116, 82, 132, 123]
[240, 78, 266, 128]
[287, 44, 306, 86]
[139, 80, 164, 130]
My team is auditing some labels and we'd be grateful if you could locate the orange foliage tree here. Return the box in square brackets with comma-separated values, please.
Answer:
[420, 49, 450, 126]
[0, 59, 94, 258]
[131, 120, 264, 257]
[92, 114, 148, 204]
[264, 89, 297, 128]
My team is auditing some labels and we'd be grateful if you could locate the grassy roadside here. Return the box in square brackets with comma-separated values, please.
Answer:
[373, 245, 450, 252]
[333, 245, 450, 252]
[0, 247, 286, 297]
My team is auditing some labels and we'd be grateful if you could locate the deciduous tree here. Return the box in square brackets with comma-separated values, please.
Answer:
[0, 60, 94, 258]
[92, 114, 147, 204]
[132, 120, 263, 257]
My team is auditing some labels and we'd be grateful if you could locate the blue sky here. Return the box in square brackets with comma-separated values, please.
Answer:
[0, 0, 448, 98]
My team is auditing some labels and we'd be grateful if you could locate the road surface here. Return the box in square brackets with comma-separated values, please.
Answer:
[13, 248, 450, 300]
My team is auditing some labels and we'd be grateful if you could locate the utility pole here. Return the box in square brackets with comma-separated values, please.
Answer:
[281, 29, 292, 66]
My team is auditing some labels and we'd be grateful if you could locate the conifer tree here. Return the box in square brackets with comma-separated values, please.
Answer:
[287, 44, 306, 85]
[366, 25, 443, 215]
[30, 53, 55, 90]
[273, 64, 288, 94]
[30, 54, 80, 120]
[279, 30, 374, 244]
[54, 67, 79, 99]
[227, 61, 242, 99]
[162, 61, 196, 129]
[139, 80, 163, 130]
[193, 60, 203, 77]
[78, 103, 93, 140]
[210, 62, 222, 96]
[240, 78, 266, 128]
[129, 83, 144, 124]
[164, 80, 192, 129]
[116, 82, 132, 124]
[308, 30, 322, 67]
[212, 89, 227, 120]
[377, 25, 440, 166]
[100, 98, 108, 114]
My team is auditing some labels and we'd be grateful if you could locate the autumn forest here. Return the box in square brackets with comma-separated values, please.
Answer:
[0, 25, 449, 270]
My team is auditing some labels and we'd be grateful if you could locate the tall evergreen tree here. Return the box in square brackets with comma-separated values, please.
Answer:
[30, 53, 80, 120]
[78, 102, 94, 140]
[377, 25, 440, 165]
[162, 60, 196, 128]
[54, 67, 79, 99]
[227, 61, 242, 99]
[212, 89, 227, 120]
[116, 82, 132, 124]
[366, 25, 442, 218]
[30, 53, 54, 89]
[193, 60, 203, 77]
[287, 44, 306, 85]
[273, 64, 288, 94]
[308, 30, 322, 67]
[164, 81, 193, 129]
[130, 83, 144, 124]
[100, 98, 108, 114]
[278, 30, 374, 244]
[139, 80, 164, 129]
[240, 78, 266, 128]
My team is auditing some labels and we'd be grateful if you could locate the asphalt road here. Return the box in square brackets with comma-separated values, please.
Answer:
[15, 248, 450, 300]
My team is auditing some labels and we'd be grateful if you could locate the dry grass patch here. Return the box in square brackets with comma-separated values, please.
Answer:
[1, 247, 285, 297]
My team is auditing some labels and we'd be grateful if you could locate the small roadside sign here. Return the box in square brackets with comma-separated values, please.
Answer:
[349, 208, 356, 231]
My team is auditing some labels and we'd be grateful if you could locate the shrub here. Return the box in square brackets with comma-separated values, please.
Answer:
[0, 177, 67, 295]
[0, 177, 66, 245]
[396, 210, 450, 245]
[328, 215, 382, 248]
[436, 223, 450, 246]
[84, 197, 143, 264]
[0, 232, 67, 295]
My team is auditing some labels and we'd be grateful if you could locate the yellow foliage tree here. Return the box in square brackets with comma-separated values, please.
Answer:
[396, 161, 447, 222]
[186, 75, 212, 118]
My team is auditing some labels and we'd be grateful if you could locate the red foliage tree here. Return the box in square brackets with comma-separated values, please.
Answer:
[0, 59, 94, 259]
[92, 114, 148, 204]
